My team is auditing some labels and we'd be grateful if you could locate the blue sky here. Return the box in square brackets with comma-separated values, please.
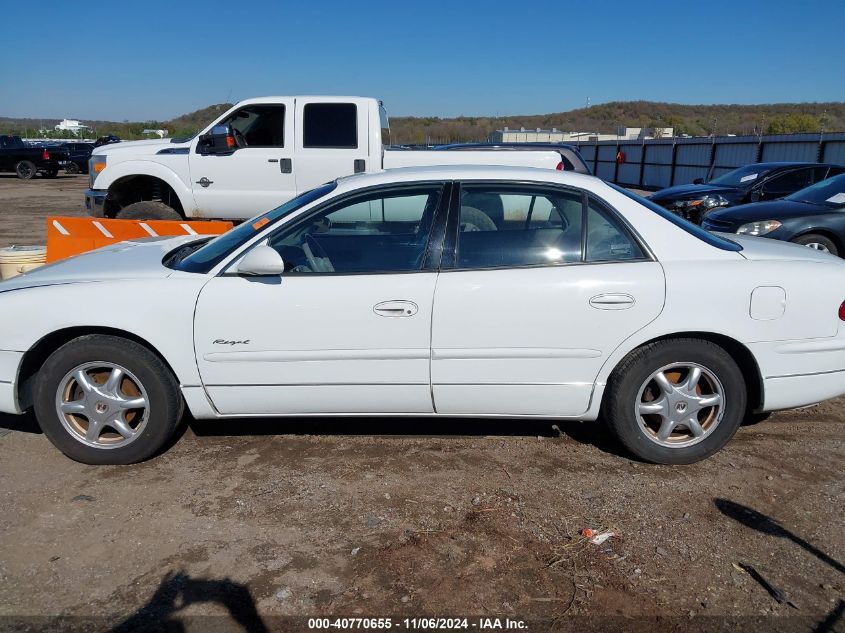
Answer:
[2, 0, 843, 121]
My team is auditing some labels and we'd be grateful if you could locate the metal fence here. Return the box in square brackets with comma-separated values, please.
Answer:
[574, 132, 845, 190]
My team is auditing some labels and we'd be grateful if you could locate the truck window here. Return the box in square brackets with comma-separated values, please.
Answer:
[223, 104, 285, 147]
[303, 103, 358, 149]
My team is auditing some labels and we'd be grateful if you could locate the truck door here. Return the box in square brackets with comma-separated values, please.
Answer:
[189, 100, 295, 218]
[293, 98, 371, 192]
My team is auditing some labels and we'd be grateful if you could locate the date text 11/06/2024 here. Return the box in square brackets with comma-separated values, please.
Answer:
[307, 617, 528, 630]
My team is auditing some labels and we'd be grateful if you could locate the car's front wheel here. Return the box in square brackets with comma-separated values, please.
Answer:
[603, 338, 746, 464]
[791, 233, 838, 257]
[33, 335, 183, 464]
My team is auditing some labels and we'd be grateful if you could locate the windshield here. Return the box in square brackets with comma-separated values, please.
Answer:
[174, 182, 337, 273]
[608, 183, 742, 252]
[785, 173, 845, 206]
[708, 165, 772, 188]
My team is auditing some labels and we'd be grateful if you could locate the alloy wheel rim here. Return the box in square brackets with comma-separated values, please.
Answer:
[806, 242, 830, 253]
[635, 362, 725, 448]
[55, 362, 149, 449]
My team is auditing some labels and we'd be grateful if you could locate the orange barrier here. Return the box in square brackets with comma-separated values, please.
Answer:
[46, 216, 233, 262]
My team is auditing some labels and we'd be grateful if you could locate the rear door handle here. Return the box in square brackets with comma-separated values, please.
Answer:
[373, 300, 418, 317]
[589, 293, 635, 310]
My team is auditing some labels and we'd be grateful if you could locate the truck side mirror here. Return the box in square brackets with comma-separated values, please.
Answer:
[199, 124, 237, 155]
[693, 177, 705, 185]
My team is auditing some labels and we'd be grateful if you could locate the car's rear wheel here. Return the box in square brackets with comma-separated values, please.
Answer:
[116, 201, 181, 221]
[603, 338, 746, 464]
[791, 233, 838, 256]
[33, 335, 183, 464]
[15, 160, 36, 180]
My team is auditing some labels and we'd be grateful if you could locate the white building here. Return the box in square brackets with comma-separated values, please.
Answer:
[54, 119, 91, 134]
[491, 125, 674, 143]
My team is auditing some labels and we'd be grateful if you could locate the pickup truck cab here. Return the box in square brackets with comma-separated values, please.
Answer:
[0, 135, 65, 179]
[85, 96, 564, 221]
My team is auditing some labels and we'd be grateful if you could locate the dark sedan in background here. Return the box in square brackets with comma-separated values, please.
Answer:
[649, 162, 844, 224]
[703, 173, 845, 256]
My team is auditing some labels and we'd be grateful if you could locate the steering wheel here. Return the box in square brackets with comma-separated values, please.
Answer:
[303, 234, 334, 273]
[232, 128, 248, 148]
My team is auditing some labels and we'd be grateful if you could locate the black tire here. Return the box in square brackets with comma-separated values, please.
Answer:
[65, 162, 81, 175]
[15, 160, 36, 180]
[116, 201, 181, 221]
[33, 335, 183, 464]
[791, 233, 838, 257]
[459, 206, 498, 232]
[42, 168, 59, 178]
[603, 338, 746, 464]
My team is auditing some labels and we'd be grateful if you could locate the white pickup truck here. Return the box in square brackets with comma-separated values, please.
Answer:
[85, 96, 566, 221]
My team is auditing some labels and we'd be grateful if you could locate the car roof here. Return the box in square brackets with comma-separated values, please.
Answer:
[750, 161, 833, 169]
[335, 164, 602, 191]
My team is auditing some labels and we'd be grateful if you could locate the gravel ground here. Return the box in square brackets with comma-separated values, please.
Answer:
[0, 173, 87, 249]
[0, 175, 842, 632]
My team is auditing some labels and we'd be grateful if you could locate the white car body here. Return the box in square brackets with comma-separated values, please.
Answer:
[86, 96, 561, 220]
[4, 166, 845, 448]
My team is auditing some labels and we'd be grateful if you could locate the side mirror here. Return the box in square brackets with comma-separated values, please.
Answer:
[199, 124, 237, 155]
[237, 245, 284, 276]
[693, 177, 705, 185]
[751, 187, 763, 202]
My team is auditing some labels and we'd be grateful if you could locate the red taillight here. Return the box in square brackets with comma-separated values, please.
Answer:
[839, 301, 845, 321]
[555, 161, 564, 171]
[42, 149, 50, 161]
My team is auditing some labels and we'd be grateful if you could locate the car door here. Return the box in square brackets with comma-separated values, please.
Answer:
[431, 183, 665, 417]
[193, 182, 449, 415]
[757, 167, 815, 201]
[189, 101, 296, 218]
[293, 99, 371, 193]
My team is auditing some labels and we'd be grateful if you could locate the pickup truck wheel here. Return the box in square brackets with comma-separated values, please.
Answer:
[15, 160, 36, 180]
[42, 168, 59, 178]
[117, 201, 181, 221]
[65, 163, 80, 175]
[33, 335, 183, 465]
[603, 338, 746, 464]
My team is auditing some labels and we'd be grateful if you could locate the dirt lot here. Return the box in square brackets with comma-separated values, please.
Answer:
[0, 174, 88, 249]
[0, 176, 843, 632]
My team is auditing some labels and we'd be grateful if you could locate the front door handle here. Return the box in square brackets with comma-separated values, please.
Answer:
[589, 293, 635, 310]
[373, 300, 418, 317]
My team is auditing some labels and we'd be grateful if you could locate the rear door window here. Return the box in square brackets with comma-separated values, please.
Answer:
[303, 103, 358, 149]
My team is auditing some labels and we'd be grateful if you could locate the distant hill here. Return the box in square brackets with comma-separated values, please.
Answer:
[2, 101, 843, 142]
[388, 101, 845, 144]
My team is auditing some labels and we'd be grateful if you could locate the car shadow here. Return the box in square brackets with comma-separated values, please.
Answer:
[185, 413, 633, 458]
[0, 410, 41, 434]
[109, 570, 269, 633]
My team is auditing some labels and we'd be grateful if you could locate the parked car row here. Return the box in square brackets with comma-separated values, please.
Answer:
[649, 161, 845, 256]
[0, 135, 68, 179]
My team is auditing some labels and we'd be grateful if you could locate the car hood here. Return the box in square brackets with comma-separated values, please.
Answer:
[0, 235, 203, 293]
[92, 138, 187, 157]
[649, 183, 740, 202]
[707, 200, 828, 223]
[725, 233, 843, 263]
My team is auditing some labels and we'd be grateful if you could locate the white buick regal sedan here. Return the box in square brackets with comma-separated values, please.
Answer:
[1, 166, 845, 465]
